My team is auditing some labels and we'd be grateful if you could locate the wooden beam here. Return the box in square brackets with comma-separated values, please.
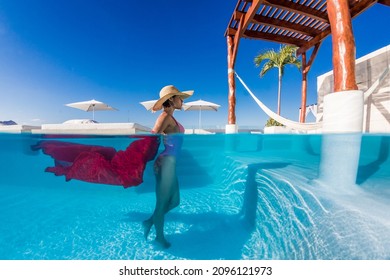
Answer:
[297, 27, 331, 55]
[349, 0, 378, 18]
[244, 30, 307, 46]
[234, 10, 245, 21]
[252, 14, 320, 37]
[226, 27, 237, 36]
[224, 0, 248, 37]
[264, 0, 329, 22]
[299, 43, 321, 123]
[236, 0, 263, 35]
[231, 0, 264, 65]
[305, 43, 321, 73]
[231, 17, 243, 67]
[378, 0, 390, 6]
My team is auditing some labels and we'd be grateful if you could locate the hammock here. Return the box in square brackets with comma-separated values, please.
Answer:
[235, 65, 390, 131]
[234, 72, 322, 131]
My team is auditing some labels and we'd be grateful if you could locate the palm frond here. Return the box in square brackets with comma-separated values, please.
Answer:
[253, 44, 302, 115]
[260, 61, 276, 77]
[254, 50, 277, 67]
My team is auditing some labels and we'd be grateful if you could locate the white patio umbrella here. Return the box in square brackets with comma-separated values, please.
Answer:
[65, 99, 117, 120]
[182, 99, 220, 129]
[140, 100, 182, 112]
[139, 100, 158, 111]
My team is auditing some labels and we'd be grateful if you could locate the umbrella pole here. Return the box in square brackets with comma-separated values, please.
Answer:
[93, 106, 95, 120]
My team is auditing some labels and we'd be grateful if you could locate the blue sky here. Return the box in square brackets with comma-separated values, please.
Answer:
[0, 0, 389, 129]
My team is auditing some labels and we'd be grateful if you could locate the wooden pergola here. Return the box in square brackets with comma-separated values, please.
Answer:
[225, 0, 390, 125]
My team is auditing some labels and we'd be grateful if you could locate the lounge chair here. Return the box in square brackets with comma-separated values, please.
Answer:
[31, 119, 151, 135]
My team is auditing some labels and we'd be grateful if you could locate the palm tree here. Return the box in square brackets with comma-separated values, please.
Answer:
[254, 45, 301, 115]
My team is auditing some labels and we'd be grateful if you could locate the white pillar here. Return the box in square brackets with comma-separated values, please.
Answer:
[225, 124, 238, 134]
[319, 90, 364, 188]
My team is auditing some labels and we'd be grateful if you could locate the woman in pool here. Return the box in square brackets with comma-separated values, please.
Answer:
[143, 85, 193, 248]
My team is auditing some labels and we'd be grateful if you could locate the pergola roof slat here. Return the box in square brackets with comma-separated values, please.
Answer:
[225, 0, 390, 55]
[264, 0, 329, 23]
[252, 14, 319, 37]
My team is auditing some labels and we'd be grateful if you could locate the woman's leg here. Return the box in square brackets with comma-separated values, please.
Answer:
[142, 160, 162, 240]
[143, 156, 177, 248]
[167, 176, 180, 212]
[143, 175, 179, 241]
[153, 156, 177, 248]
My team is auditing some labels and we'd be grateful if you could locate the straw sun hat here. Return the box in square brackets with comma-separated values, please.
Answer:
[152, 85, 194, 111]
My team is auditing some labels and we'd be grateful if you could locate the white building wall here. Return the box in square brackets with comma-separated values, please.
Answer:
[317, 45, 390, 133]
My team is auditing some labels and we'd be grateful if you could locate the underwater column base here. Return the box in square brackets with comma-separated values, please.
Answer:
[319, 90, 364, 187]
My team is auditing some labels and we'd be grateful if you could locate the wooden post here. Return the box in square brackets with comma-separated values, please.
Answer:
[319, 1, 363, 188]
[227, 35, 236, 125]
[300, 52, 308, 123]
[327, 0, 358, 92]
[299, 43, 321, 123]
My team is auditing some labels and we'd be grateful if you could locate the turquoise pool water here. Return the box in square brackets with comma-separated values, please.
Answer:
[0, 133, 389, 260]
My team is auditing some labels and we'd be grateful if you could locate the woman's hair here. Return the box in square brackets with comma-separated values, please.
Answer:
[162, 95, 176, 108]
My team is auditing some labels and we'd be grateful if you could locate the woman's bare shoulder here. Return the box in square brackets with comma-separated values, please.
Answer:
[154, 112, 174, 133]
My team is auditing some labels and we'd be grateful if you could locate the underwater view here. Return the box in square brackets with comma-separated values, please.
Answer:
[0, 133, 389, 260]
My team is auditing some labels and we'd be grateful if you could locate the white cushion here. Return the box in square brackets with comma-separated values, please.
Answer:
[62, 119, 98, 124]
